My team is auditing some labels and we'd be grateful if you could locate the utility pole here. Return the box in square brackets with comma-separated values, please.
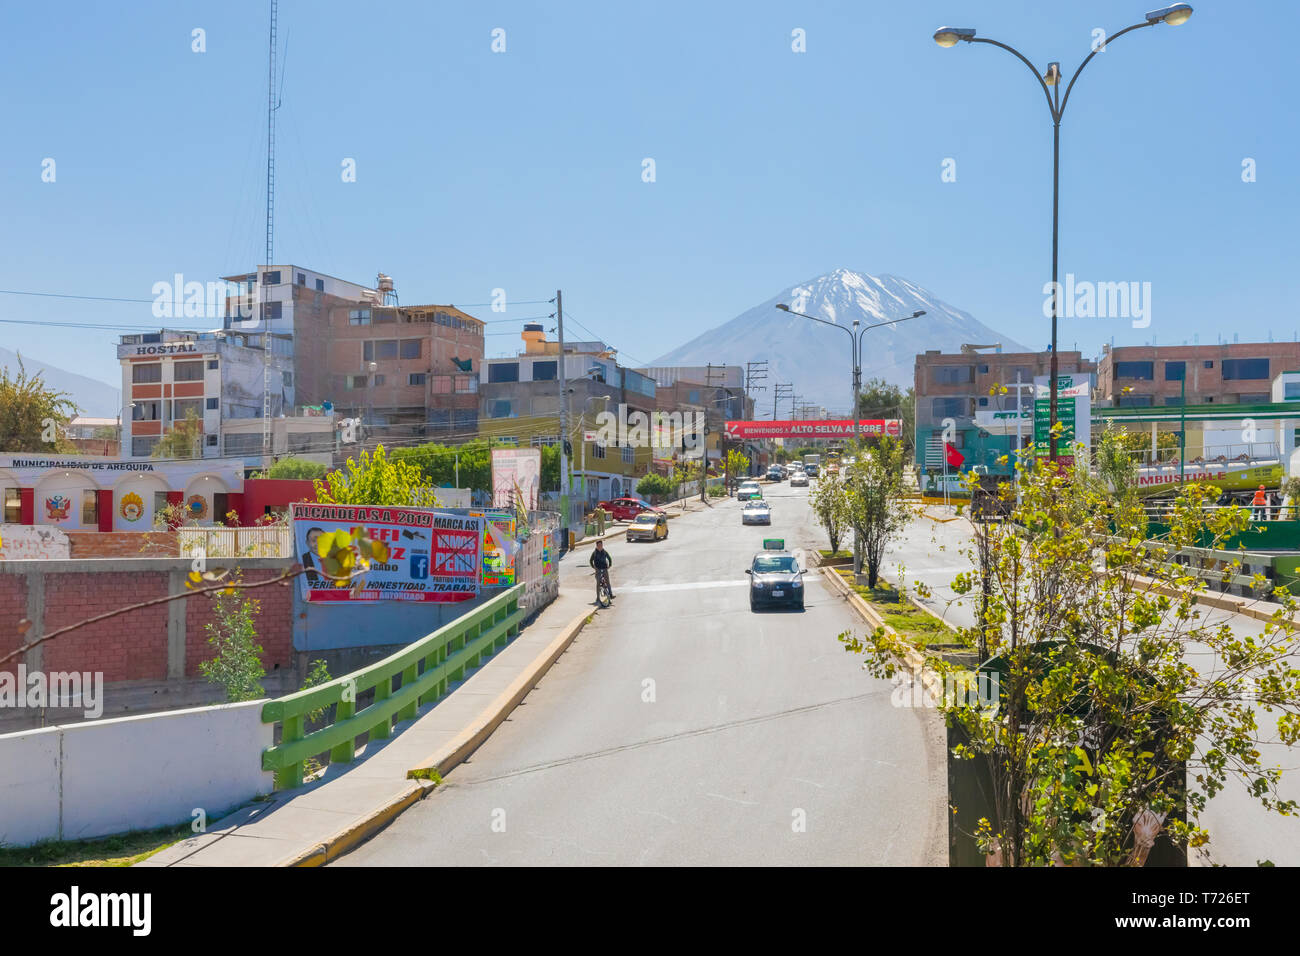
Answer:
[773, 383, 793, 420]
[556, 289, 569, 550]
[261, 0, 280, 465]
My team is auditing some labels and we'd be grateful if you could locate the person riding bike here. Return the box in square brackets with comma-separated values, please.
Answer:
[589, 539, 614, 600]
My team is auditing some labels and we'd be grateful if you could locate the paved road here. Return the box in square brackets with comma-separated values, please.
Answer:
[337, 482, 946, 866]
[885, 507, 1300, 867]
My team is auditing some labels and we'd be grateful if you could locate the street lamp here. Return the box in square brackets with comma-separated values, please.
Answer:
[775, 304, 923, 442]
[933, 4, 1192, 460]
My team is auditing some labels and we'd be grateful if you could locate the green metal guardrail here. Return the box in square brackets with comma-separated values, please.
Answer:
[1094, 534, 1277, 593]
[261, 585, 525, 789]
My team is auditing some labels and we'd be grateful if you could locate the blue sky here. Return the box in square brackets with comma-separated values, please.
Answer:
[0, 0, 1293, 388]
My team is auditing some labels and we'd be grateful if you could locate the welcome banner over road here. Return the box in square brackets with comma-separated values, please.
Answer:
[724, 419, 901, 440]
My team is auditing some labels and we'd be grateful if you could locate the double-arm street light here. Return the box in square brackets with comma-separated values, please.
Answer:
[775, 303, 925, 441]
[934, 3, 1193, 460]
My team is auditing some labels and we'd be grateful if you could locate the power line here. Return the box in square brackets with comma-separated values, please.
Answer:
[0, 289, 155, 304]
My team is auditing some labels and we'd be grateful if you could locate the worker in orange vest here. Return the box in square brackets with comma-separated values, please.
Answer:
[1251, 485, 1268, 522]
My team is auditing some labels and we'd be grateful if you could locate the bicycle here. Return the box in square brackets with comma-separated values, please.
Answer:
[593, 568, 613, 608]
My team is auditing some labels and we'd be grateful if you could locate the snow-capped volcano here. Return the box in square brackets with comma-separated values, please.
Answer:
[651, 269, 1028, 414]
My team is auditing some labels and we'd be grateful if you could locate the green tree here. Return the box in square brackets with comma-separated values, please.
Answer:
[0, 356, 79, 453]
[809, 467, 850, 555]
[152, 408, 204, 460]
[842, 435, 910, 586]
[265, 456, 328, 480]
[844, 457, 1300, 866]
[199, 580, 266, 702]
[1094, 423, 1140, 500]
[315, 445, 440, 507]
[723, 447, 750, 490]
[636, 472, 674, 500]
[856, 379, 915, 454]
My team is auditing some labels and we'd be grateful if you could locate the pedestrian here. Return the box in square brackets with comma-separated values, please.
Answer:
[1251, 485, 1268, 522]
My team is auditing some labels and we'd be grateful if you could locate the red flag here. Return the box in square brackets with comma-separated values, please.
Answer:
[944, 442, 965, 467]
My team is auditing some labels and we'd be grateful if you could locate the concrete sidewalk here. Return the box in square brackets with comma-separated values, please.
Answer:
[140, 585, 606, 867]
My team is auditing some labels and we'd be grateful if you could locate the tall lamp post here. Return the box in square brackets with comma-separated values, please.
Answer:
[775, 303, 923, 441]
[776, 303, 924, 576]
[933, 3, 1193, 460]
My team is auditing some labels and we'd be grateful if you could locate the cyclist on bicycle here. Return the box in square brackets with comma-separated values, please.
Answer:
[589, 539, 614, 599]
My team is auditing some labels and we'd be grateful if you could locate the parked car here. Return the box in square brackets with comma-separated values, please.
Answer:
[766, 465, 784, 481]
[746, 549, 805, 610]
[626, 511, 669, 542]
[737, 480, 763, 501]
[598, 497, 661, 522]
[741, 499, 772, 525]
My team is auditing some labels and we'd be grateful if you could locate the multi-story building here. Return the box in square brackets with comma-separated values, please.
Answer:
[64, 417, 119, 456]
[302, 301, 485, 441]
[220, 265, 374, 341]
[118, 328, 294, 459]
[914, 348, 1097, 475]
[1095, 342, 1300, 407]
[479, 325, 657, 505]
[644, 366, 758, 471]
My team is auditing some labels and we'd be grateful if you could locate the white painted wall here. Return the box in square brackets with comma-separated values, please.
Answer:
[0, 700, 273, 846]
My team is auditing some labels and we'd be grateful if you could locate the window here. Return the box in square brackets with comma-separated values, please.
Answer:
[348, 375, 368, 390]
[1204, 360, 1214, 369]
[532, 360, 558, 382]
[372, 374, 386, 387]
[206, 397, 219, 410]
[262, 271, 281, 285]
[621, 446, 634, 464]
[933, 366, 973, 385]
[349, 309, 371, 325]
[978, 397, 989, 407]
[399, 339, 421, 359]
[315, 278, 324, 291]
[1114, 361, 1154, 380]
[409, 373, 427, 386]
[173, 398, 203, 420]
[174, 360, 204, 382]
[488, 363, 520, 384]
[930, 397, 968, 418]
[133, 363, 162, 384]
[1222, 358, 1269, 380]
[1163, 396, 1187, 406]
[1238, 393, 1270, 404]
[1285, 382, 1300, 400]
[132, 436, 159, 456]
[296, 272, 306, 286]
[1117, 394, 1154, 407]
[1165, 361, 1185, 381]
[282, 371, 293, 387]
[206, 434, 218, 447]
[207, 359, 218, 370]
[81, 490, 98, 526]
[132, 400, 161, 421]
[487, 399, 513, 418]
[978, 364, 989, 374]
[592, 442, 606, 460]
[363, 340, 398, 361]
[688, 390, 700, 404]
[260, 301, 283, 321]
[3, 487, 20, 523]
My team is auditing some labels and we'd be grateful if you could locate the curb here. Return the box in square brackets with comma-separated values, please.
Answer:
[1127, 572, 1290, 625]
[277, 605, 596, 867]
[819, 566, 946, 702]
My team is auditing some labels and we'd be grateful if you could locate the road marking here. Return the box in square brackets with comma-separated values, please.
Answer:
[619, 580, 750, 593]
[705, 792, 759, 806]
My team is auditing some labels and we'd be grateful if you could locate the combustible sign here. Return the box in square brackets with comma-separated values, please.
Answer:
[291, 503, 482, 603]
[724, 419, 901, 440]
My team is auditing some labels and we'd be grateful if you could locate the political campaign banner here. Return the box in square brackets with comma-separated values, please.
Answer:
[491, 448, 541, 511]
[470, 509, 517, 587]
[291, 503, 482, 603]
[723, 419, 901, 440]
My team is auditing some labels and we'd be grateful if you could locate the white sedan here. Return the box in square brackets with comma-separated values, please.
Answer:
[790, 471, 809, 488]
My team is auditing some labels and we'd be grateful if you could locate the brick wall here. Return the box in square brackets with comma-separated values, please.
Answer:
[66, 531, 179, 559]
[0, 559, 294, 682]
